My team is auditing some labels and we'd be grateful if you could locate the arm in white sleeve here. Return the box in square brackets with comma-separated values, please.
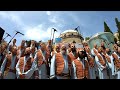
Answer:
[95, 56, 104, 71]
[50, 54, 56, 78]
[110, 56, 116, 75]
[34, 53, 37, 62]
[16, 59, 21, 76]
[24, 60, 37, 79]
[24, 53, 38, 76]
[91, 49, 95, 56]
[71, 61, 77, 79]
[34, 53, 39, 71]
[0, 57, 7, 74]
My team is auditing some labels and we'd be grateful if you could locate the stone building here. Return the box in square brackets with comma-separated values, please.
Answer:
[59, 29, 84, 43]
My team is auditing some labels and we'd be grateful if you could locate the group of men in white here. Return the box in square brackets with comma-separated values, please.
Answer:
[0, 38, 120, 79]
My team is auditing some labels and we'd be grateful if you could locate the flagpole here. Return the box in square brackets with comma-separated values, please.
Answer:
[51, 28, 57, 45]
[50, 28, 53, 40]
[52, 30, 55, 45]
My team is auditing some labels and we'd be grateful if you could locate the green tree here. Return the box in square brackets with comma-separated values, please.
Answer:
[104, 21, 113, 34]
[85, 37, 90, 41]
[115, 18, 120, 42]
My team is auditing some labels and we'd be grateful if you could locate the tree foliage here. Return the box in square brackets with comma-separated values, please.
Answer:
[104, 21, 113, 34]
[85, 37, 90, 41]
[115, 18, 120, 41]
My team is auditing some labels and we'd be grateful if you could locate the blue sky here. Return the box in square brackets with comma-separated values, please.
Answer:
[0, 11, 120, 45]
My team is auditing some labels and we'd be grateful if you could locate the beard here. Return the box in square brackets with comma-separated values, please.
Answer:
[61, 50, 66, 55]
[107, 51, 111, 55]
[71, 48, 76, 52]
[12, 52, 17, 55]
[78, 54, 84, 59]
[25, 53, 30, 56]
[79, 56, 84, 59]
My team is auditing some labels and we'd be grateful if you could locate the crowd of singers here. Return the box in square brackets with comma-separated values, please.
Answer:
[0, 39, 120, 79]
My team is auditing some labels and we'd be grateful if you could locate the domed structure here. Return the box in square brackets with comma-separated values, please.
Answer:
[59, 29, 84, 43]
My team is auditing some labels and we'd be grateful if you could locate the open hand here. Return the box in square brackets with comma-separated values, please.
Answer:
[19, 73, 25, 79]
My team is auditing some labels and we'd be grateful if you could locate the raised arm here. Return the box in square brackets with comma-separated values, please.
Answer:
[50, 54, 56, 79]
[71, 61, 77, 79]
[0, 57, 7, 74]
[95, 56, 105, 71]
[16, 59, 21, 78]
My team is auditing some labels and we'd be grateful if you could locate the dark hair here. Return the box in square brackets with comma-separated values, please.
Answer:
[101, 46, 106, 50]
[78, 50, 87, 58]
[82, 51, 87, 57]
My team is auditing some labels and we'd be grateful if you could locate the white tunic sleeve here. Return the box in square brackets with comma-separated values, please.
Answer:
[71, 61, 77, 79]
[91, 49, 95, 56]
[34, 53, 37, 62]
[10, 56, 16, 70]
[16, 59, 21, 77]
[110, 55, 117, 75]
[23, 60, 37, 79]
[50, 54, 56, 78]
[34, 53, 39, 70]
[95, 56, 104, 71]
[0, 57, 7, 74]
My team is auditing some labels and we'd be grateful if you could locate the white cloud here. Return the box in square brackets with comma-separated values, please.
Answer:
[49, 16, 58, 23]
[48, 12, 66, 30]
[0, 11, 62, 43]
[48, 12, 63, 24]
[46, 11, 51, 16]
[24, 24, 60, 42]
[0, 11, 25, 28]
[0, 12, 9, 19]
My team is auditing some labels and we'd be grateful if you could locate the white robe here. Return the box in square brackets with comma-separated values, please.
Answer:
[106, 54, 116, 79]
[50, 53, 69, 79]
[89, 66, 96, 79]
[16, 56, 37, 79]
[91, 49, 99, 78]
[95, 54, 108, 79]
[91, 48, 98, 56]
[34, 50, 48, 79]
[113, 52, 120, 79]
[87, 53, 96, 79]
[0, 55, 17, 79]
[71, 61, 77, 79]
[71, 57, 89, 79]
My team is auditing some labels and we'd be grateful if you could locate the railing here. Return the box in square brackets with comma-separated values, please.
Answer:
[61, 35, 83, 39]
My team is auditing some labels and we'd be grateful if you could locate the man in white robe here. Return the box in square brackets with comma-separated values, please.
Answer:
[71, 48, 89, 79]
[50, 45, 70, 79]
[105, 48, 115, 79]
[95, 46, 108, 79]
[85, 46, 96, 79]
[16, 47, 37, 79]
[17, 40, 26, 58]
[34, 43, 48, 79]
[0, 46, 18, 79]
[112, 46, 120, 79]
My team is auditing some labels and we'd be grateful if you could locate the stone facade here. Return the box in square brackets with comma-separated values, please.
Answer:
[59, 30, 84, 43]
